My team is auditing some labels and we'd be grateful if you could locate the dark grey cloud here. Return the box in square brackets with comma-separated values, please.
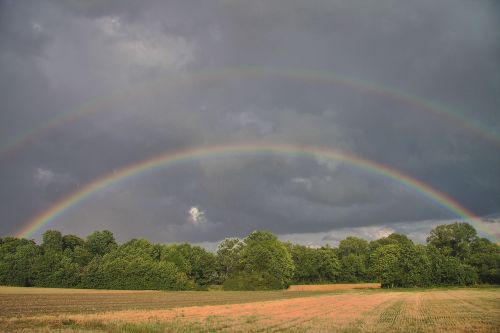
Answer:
[0, 0, 499, 243]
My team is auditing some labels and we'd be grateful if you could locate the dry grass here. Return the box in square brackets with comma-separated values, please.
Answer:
[287, 283, 381, 291]
[0, 286, 328, 318]
[1, 286, 499, 332]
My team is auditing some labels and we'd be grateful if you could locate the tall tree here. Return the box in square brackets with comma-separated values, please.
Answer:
[174, 243, 217, 286]
[337, 237, 369, 282]
[41, 230, 63, 254]
[225, 231, 295, 290]
[467, 238, 500, 284]
[62, 234, 84, 251]
[85, 230, 117, 257]
[370, 244, 401, 288]
[0, 238, 40, 286]
[369, 241, 431, 288]
[426, 246, 477, 285]
[290, 245, 340, 283]
[216, 237, 244, 282]
[427, 222, 477, 260]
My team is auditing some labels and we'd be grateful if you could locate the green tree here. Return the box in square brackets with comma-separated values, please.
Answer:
[290, 245, 340, 283]
[290, 245, 321, 283]
[216, 237, 244, 283]
[225, 231, 294, 290]
[85, 230, 117, 257]
[1, 224, 492, 291]
[369, 233, 414, 253]
[338, 237, 369, 257]
[398, 244, 431, 287]
[80, 245, 194, 290]
[369, 242, 430, 288]
[32, 252, 64, 287]
[119, 238, 156, 257]
[62, 234, 84, 251]
[161, 245, 191, 274]
[339, 254, 367, 282]
[369, 244, 401, 288]
[41, 230, 63, 254]
[316, 247, 341, 282]
[427, 246, 477, 286]
[0, 238, 40, 286]
[337, 237, 369, 282]
[71, 245, 93, 266]
[174, 243, 217, 287]
[427, 222, 477, 260]
[467, 238, 500, 284]
[367, 233, 417, 281]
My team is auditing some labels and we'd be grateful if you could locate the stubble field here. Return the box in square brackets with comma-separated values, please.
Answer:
[1, 286, 499, 332]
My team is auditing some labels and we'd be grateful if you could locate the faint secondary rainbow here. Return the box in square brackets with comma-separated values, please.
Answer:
[16, 142, 498, 242]
[2, 67, 499, 161]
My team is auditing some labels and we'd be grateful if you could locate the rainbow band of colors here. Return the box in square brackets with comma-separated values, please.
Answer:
[2, 67, 499, 161]
[16, 142, 499, 242]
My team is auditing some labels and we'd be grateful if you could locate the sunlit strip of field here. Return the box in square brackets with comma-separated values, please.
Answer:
[287, 282, 381, 291]
[1, 287, 499, 332]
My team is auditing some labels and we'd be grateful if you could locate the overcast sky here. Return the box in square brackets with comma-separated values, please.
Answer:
[1, 0, 499, 246]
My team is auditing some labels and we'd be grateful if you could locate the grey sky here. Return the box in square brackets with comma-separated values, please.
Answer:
[0, 0, 499, 245]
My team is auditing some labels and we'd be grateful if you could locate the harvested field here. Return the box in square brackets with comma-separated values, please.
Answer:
[287, 282, 381, 291]
[1, 287, 499, 332]
[0, 286, 147, 294]
[0, 287, 327, 318]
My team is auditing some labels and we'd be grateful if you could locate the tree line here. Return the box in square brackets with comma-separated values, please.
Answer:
[0, 222, 498, 290]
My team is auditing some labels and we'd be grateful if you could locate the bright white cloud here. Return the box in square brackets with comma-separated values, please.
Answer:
[189, 206, 205, 225]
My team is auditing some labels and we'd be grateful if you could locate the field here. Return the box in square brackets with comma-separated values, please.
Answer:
[1, 286, 499, 332]
[287, 283, 380, 291]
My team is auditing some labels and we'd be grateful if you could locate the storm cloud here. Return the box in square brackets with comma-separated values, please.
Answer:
[1, 0, 499, 244]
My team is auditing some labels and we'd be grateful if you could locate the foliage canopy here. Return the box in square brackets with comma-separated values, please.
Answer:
[0, 223, 498, 290]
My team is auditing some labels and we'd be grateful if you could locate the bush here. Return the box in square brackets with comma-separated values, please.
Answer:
[80, 254, 195, 290]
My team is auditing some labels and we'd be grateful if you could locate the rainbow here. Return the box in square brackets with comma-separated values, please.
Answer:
[2, 67, 499, 161]
[16, 142, 499, 242]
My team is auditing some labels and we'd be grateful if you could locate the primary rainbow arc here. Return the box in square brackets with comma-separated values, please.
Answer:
[16, 142, 498, 242]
